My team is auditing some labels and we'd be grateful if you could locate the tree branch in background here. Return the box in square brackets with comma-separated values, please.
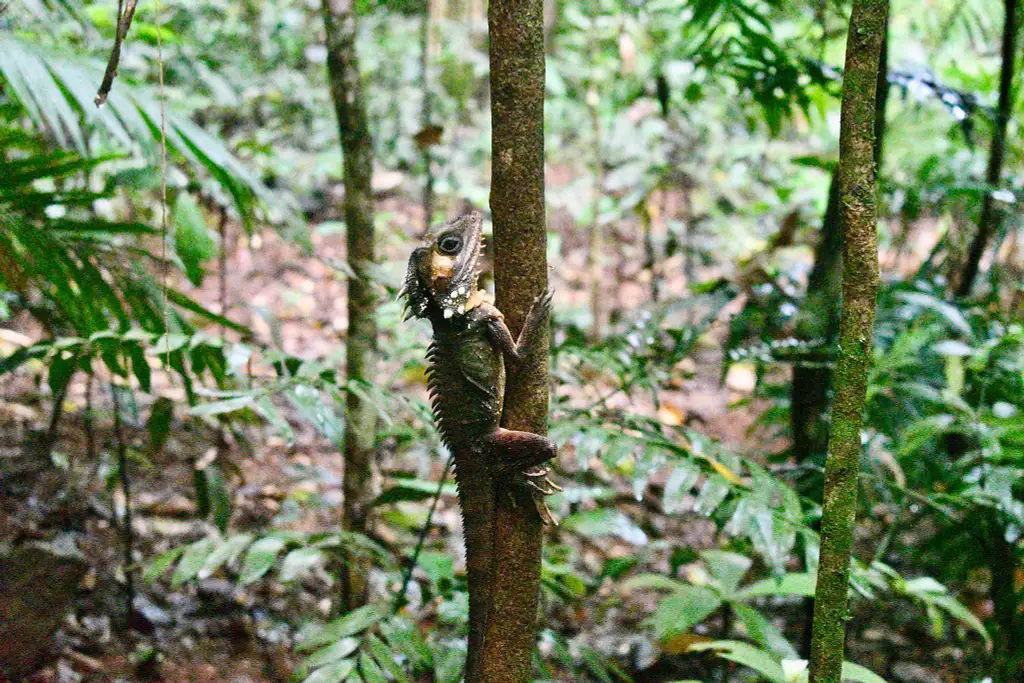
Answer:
[322, 0, 378, 612]
[807, 0, 888, 681]
[94, 0, 139, 107]
[483, 0, 550, 679]
[955, 0, 1018, 297]
[110, 384, 137, 625]
[419, 0, 435, 228]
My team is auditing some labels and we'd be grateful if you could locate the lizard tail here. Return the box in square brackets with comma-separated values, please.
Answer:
[452, 452, 495, 682]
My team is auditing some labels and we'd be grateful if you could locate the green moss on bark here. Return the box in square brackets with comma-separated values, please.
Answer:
[807, 1, 888, 681]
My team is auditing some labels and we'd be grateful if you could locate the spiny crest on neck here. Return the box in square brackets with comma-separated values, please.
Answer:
[402, 212, 484, 321]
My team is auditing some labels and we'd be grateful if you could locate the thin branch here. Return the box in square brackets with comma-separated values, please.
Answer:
[393, 456, 452, 614]
[956, 0, 1018, 296]
[94, 0, 139, 107]
[111, 384, 136, 623]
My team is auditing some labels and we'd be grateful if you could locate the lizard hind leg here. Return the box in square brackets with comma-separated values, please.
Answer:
[483, 428, 561, 525]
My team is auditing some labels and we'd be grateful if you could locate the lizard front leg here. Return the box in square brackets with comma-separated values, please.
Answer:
[483, 289, 553, 363]
[477, 292, 561, 523]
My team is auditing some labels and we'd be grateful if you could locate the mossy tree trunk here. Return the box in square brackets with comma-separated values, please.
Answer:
[482, 0, 550, 680]
[323, 0, 378, 612]
[807, 1, 888, 681]
[955, 0, 1018, 297]
[791, 21, 888, 475]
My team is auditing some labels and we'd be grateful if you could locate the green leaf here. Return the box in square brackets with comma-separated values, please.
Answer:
[357, 652, 389, 683]
[733, 603, 798, 660]
[840, 662, 889, 683]
[599, 556, 639, 581]
[687, 641, 785, 683]
[149, 334, 190, 356]
[737, 573, 817, 599]
[894, 291, 972, 337]
[204, 465, 232, 532]
[302, 637, 359, 669]
[197, 533, 254, 580]
[563, 509, 648, 545]
[171, 538, 216, 587]
[620, 573, 687, 593]
[190, 395, 255, 417]
[147, 397, 174, 455]
[432, 640, 466, 683]
[367, 634, 410, 682]
[128, 343, 152, 393]
[143, 546, 184, 583]
[47, 348, 78, 397]
[379, 617, 432, 669]
[370, 478, 457, 507]
[173, 194, 217, 287]
[663, 462, 700, 514]
[279, 547, 326, 582]
[238, 536, 287, 585]
[701, 550, 752, 596]
[299, 605, 387, 651]
[165, 288, 252, 335]
[648, 585, 721, 641]
[303, 659, 355, 683]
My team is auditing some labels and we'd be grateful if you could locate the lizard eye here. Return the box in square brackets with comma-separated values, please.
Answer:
[438, 234, 463, 255]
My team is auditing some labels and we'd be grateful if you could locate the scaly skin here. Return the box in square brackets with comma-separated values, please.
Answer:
[402, 212, 559, 681]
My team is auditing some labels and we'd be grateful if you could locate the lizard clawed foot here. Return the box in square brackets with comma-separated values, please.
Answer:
[504, 465, 562, 526]
[519, 465, 563, 495]
[529, 289, 554, 320]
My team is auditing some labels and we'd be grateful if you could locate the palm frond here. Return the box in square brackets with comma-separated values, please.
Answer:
[0, 33, 279, 228]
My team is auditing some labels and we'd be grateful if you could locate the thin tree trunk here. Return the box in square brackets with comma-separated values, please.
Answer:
[586, 0, 604, 336]
[323, 0, 378, 612]
[420, 0, 435, 228]
[956, 0, 1018, 297]
[792, 21, 889, 479]
[483, 0, 549, 680]
[586, 82, 605, 338]
[807, 0, 887, 681]
[111, 385, 136, 625]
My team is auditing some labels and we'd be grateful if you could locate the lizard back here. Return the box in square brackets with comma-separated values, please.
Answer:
[426, 316, 505, 450]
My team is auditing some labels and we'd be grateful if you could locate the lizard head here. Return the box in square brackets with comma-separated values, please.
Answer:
[402, 212, 484, 321]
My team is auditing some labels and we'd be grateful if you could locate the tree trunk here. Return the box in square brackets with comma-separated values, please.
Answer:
[807, 0, 887, 681]
[792, 21, 888, 475]
[482, 0, 549, 680]
[956, 0, 1018, 297]
[323, 0, 378, 612]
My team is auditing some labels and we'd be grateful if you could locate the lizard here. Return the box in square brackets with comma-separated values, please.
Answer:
[400, 211, 560, 681]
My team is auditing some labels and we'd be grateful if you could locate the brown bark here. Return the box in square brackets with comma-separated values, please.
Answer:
[807, 0, 888, 681]
[956, 0, 1018, 297]
[323, 0, 378, 612]
[483, 0, 549, 680]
